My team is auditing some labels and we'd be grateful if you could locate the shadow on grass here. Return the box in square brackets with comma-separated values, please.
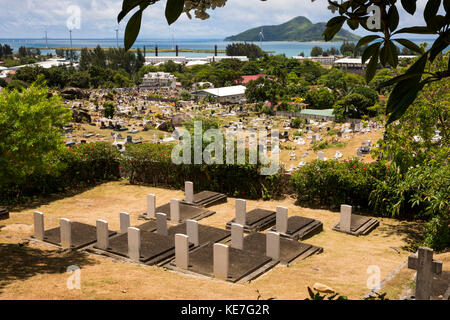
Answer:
[377, 220, 424, 252]
[0, 243, 96, 293]
[3, 180, 118, 212]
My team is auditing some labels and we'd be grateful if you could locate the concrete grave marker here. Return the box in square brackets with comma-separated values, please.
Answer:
[128, 227, 141, 261]
[96, 219, 109, 250]
[276, 206, 288, 234]
[340, 205, 352, 233]
[231, 223, 244, 250]
[213, 243, 229, 280]
[147, 194, 156, 218]
[33, 211, 44, 240]
[175, 233, 189, 269]
[186, 219, 199, 246]
[408, 247, 443, 300]
[120, 212, 130, 234]
[235, 199, 246, 225]
[266, 231, 280, 260]
[60, 218, 72, 249]
[170, 199, 180, 223]
[156, 213, 168, 236]
[318, 152, 325, 161]
[185, 181, 194, 204]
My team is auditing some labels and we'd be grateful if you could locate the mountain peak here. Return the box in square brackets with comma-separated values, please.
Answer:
[225, 16, 359, 42]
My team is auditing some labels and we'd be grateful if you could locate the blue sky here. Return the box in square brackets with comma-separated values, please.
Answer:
[0, 0, 435, 39]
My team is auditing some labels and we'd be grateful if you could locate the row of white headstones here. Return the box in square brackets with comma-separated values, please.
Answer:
[33, 208, 281, 281]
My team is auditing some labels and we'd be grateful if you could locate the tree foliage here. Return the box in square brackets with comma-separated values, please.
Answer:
[0, 77, 71, 190]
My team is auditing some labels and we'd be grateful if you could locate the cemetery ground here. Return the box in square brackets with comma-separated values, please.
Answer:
[1, 181, 448, 300]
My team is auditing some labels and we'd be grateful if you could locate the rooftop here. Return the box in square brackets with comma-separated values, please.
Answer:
[199, 85, 246, 97]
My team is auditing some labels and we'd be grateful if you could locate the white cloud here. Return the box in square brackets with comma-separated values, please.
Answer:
[0, 0, 439, 39]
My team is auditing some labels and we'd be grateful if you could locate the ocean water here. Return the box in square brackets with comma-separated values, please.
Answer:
[0, 38, 437, 58]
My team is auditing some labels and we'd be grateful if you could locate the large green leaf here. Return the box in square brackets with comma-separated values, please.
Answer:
[401, 0, 417, 15]
[365, 46, 380, 83]
[394, 26, 435, 34]
[165, 0, 185, 25]
[386, 80, 427, 125]
[394, 38, 424, 54]
[387, 5, 400, 32]
[424, 0, 442, 25]
[118, 0, 150, 23]
[323, 16, 346, 41]
[124, 9, 143, 51]
[356, 35, 381, 48]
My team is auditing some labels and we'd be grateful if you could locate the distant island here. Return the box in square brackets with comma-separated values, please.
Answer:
[225, 16, 360, 42]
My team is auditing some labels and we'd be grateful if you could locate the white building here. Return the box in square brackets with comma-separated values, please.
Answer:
[196, 85, 247, 104]
[293, 55, 339, 65]
[140, 72, 177, 89]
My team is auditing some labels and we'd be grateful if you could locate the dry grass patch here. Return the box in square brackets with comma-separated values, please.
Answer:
[1, 181, 448, 300]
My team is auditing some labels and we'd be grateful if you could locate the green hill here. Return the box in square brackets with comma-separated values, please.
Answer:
[225, 16, 360, 42]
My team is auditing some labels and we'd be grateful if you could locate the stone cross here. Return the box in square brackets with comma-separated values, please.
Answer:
[186, 219, 199, 246]
[147, 194, 156, 218]
[408, 247, 443, 300]
[276, 206, 288, 234]
[266, 231, 280, 260]
[156, 213, 168, 236]
[33, 211, 44, 240]
[340, 204, 352, 233]
[170, 199, 180, 223]
[128, 227, 141, 262]
[235, 199, 246, 225]
[231, 223, 244, 250]
[120, 212, 130, 234]
[175, 233, 189, 269]
[96, 219, 109, 250]
[185, 181, 194, 204]
[60, 218, 72, 249]
[213, 243, 229, 280]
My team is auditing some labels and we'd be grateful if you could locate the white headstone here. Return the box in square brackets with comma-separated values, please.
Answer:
[186, 219, 199, 246]
[96, 219, 109, 250]
[33, 211, 44, 240]
[170, 199, 180, 223]
[147, 194, 156, 218]
[213, 243, 229, 280]
[156, 213, 168, 236]
[318, 152, 325, 161]
[120, 212, 130, 234]
[276, 206, 288, 234]
[185, 181, 194, 204]
[235, 199, 246, 225]
[175, 233, 189, 269]
[231, 223, 244, 250]
[340, 204, 352, 232]
[128, 227, 141, 261]
[266, 231, 280, 260]
[60, 218, 72, 249]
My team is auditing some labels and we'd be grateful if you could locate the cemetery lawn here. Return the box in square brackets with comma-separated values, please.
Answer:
[1, 181, 448, 300]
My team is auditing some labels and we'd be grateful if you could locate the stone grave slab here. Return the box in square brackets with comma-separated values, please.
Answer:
[142, 202, 215, 222]
[183, 191, 228, 208]
[136, 220, 157, 232]
[333, 214, 379, 236]
[243, 232, 323, 265]
[226, 208, 276, 233]
[271, 216, 323, 240]
[0, 208, 9, 220]
[165, 243, 275, 283]
[167, 223, 230, 246]
[105, 230, 187, 265]
[42, 222, 116, 250]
